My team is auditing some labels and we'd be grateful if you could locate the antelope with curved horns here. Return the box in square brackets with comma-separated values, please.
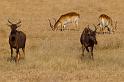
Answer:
[8, 19, 26, 63]
[48, 12, 80, 31]
[97, 14, 117, 34]
[80, 25, 97, 60]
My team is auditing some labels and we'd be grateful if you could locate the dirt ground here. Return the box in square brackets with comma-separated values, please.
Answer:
[0, 0, 124, 82]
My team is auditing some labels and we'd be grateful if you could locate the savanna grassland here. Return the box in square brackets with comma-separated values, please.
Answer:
[0, 0, 124, 82]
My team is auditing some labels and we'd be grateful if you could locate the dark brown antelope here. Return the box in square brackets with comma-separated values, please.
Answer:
[8, 19, 26, 63]
[48, 12, 80, 31]
[80, 25, 97, 60]
[97, 14, 117, 34]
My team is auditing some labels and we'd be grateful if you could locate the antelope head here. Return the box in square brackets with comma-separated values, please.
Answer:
[48, 18, 59, 31]
[7, 19, 21, 30]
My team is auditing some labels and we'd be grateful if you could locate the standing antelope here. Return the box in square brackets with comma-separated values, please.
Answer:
[8, 19, 26, 63]
[80, 25, 97, 60]
[48, 12, 80, 31]
[97, 14, 117, 34]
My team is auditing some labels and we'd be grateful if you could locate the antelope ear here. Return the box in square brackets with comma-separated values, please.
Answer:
[7, 23, 11, 27]
[17, 24, 21, 27]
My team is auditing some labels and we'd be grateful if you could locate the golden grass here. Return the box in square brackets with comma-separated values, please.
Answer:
[0, 0, 124, 82]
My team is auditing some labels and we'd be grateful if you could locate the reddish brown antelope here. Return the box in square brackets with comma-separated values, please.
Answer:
[48, 12, 80, 31]
[8, 19, 26, 63]
[97, 14, 117, 34]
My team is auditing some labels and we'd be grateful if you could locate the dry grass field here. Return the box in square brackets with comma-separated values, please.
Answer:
[0, 0, 124, 82]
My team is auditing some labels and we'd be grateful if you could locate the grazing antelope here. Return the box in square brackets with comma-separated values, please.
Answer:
[48, 12, 80, 31]
[80, 25, 97, 60]
[8, 19, 26, 63]
[97, 14, 117, 34]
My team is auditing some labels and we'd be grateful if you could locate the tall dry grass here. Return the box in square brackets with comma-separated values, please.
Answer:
[0, 0, 124, 82]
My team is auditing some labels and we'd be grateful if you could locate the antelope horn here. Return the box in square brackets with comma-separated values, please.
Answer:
[16, 19, 21, 25]
[53, 18, 57, 23]
[8, 19, 13, 25]
[48, 19, 54, 30]
[93, 24, 97, 31]
[115, 21, 117, 30]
